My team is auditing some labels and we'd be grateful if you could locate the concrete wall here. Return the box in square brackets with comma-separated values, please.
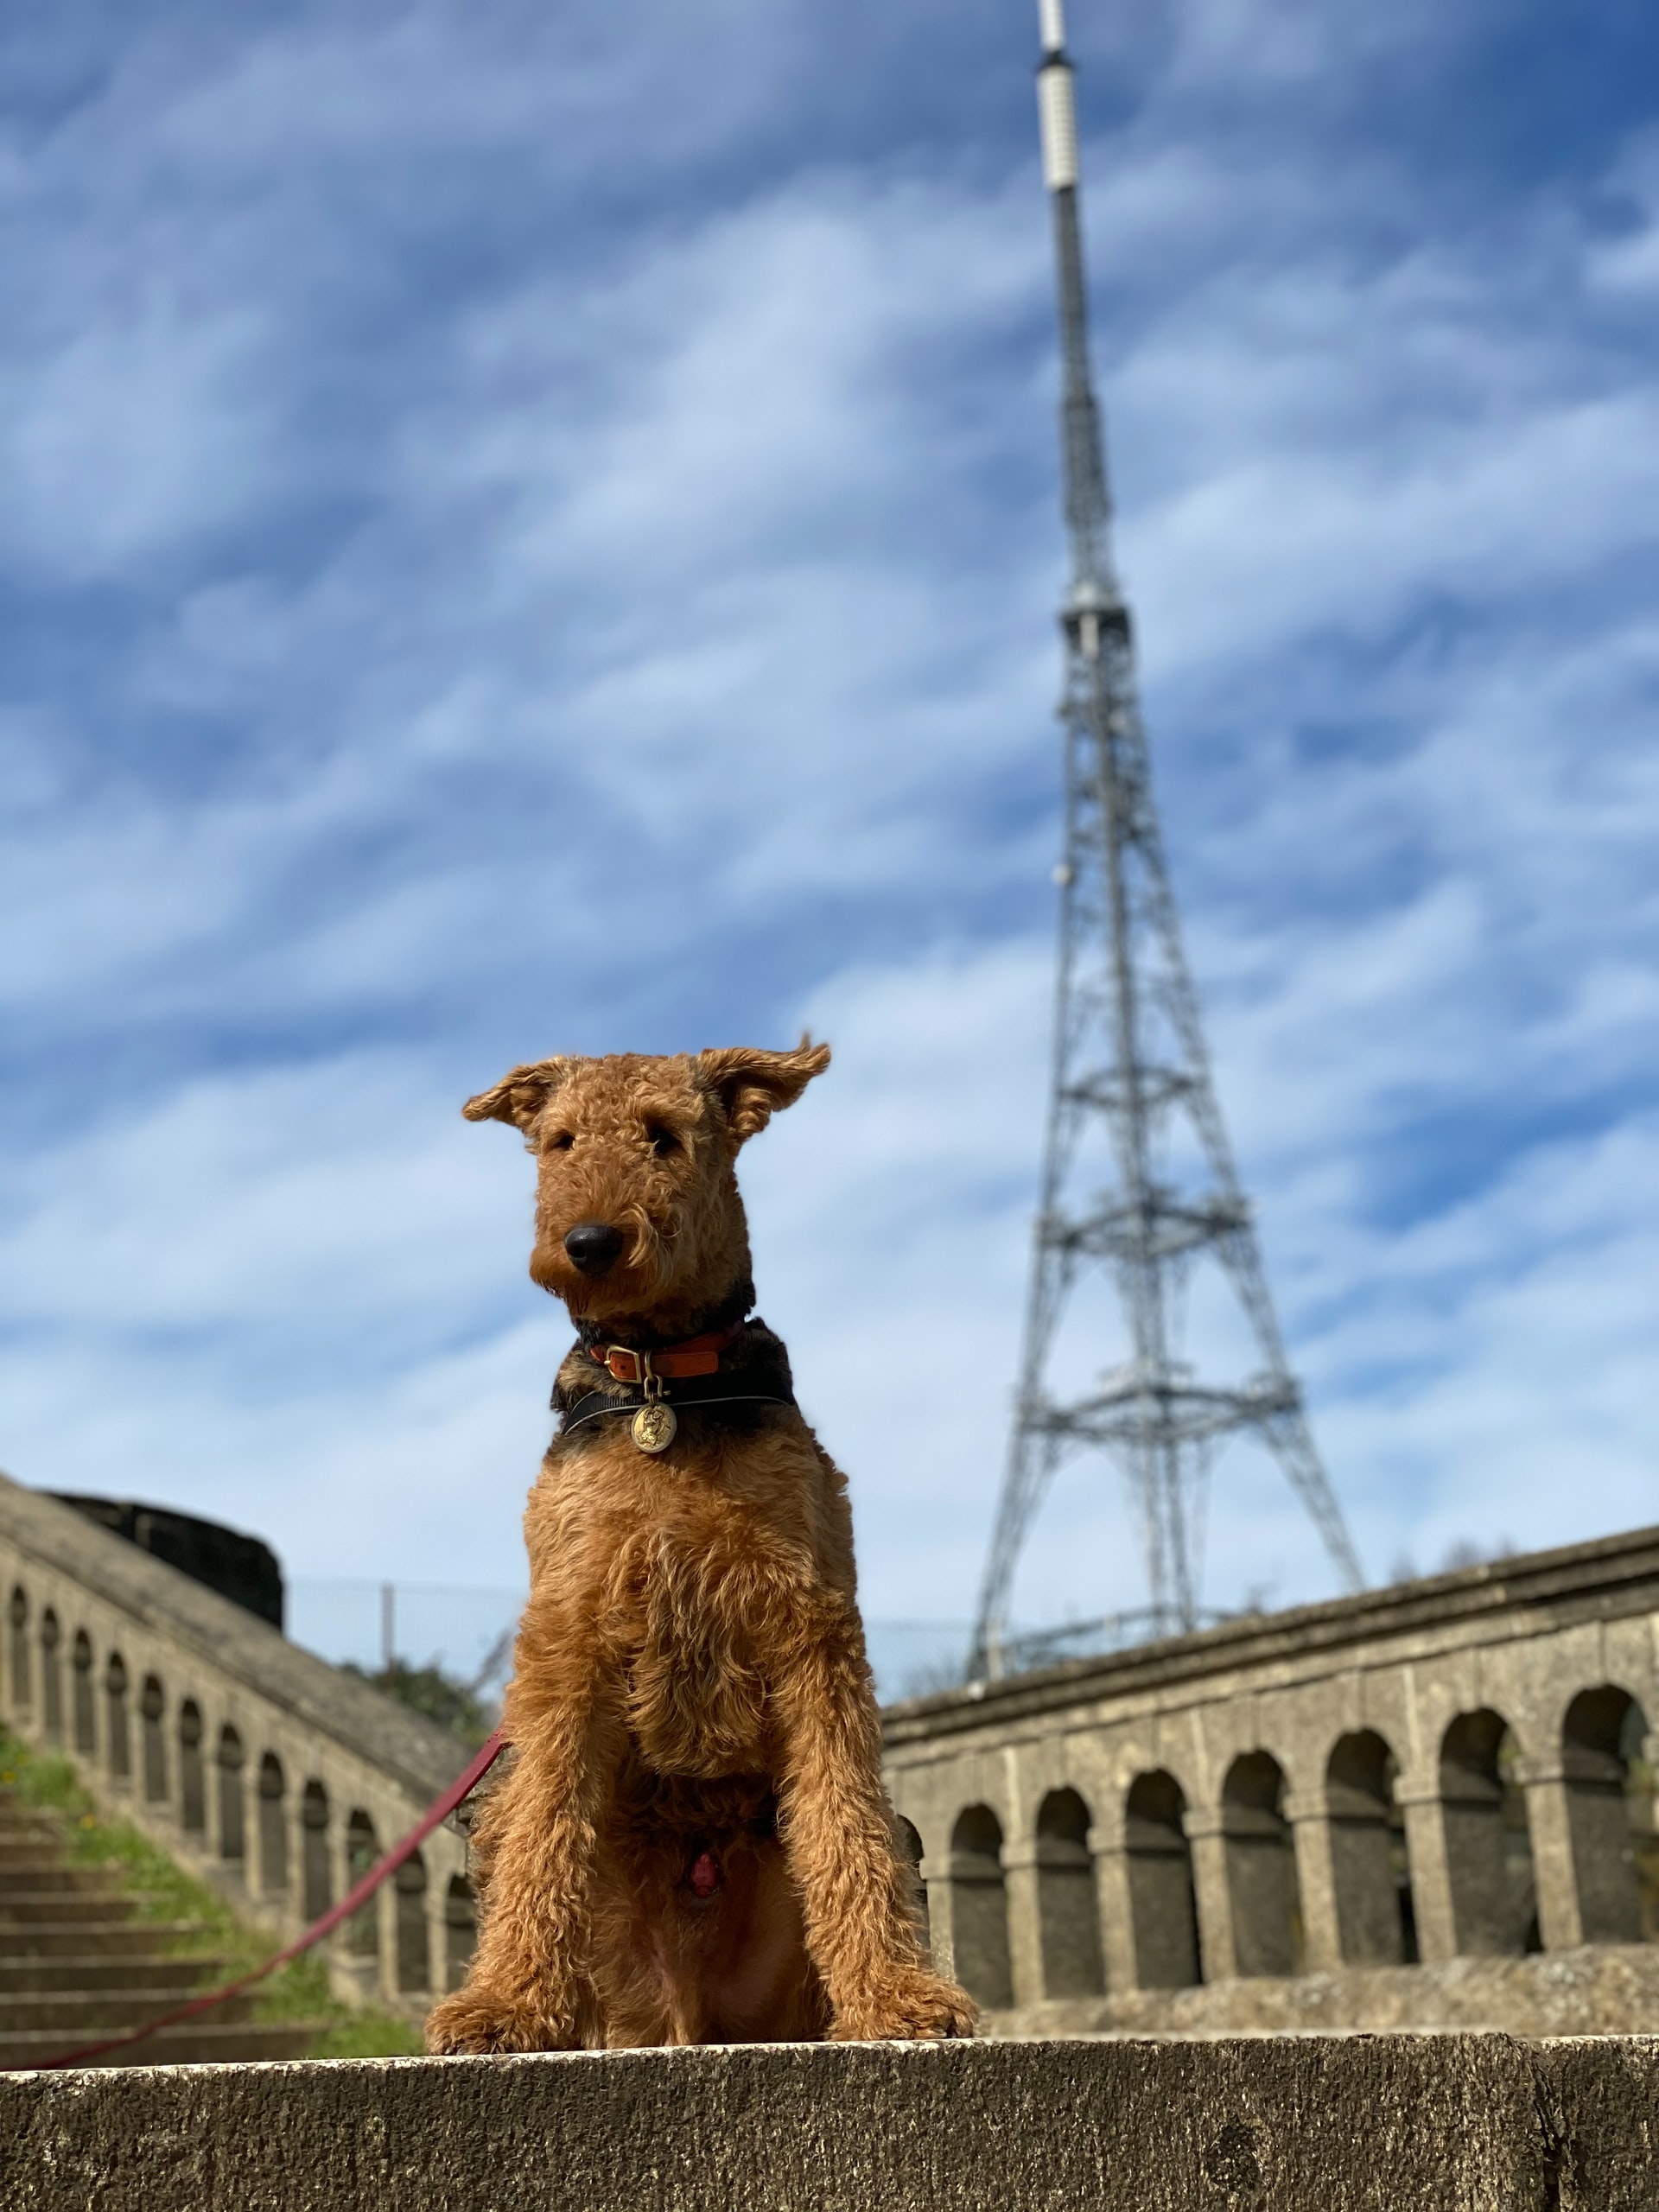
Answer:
[6, 2036, 1659, 2210]
[0, 1472, 477, 2018]
[885, 1527, 1659, 2025]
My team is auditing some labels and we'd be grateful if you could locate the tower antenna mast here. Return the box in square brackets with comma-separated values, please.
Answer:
[969, 0, 1363, 1679]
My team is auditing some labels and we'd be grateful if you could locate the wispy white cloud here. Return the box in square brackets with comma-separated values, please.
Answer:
[3, 0, 1657, 1656]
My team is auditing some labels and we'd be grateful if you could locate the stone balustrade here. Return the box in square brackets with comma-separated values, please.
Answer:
[0, 1471, 477, 2018]
[885, 1524, 1659, 2023]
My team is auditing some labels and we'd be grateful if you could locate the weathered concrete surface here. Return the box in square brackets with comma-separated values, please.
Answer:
[1535, 2038, 1659, 2211]
[3, 2035, 1653, 2212]
[990, 1943, 1659, 2041]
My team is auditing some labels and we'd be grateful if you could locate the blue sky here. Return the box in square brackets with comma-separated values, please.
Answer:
[3, 0, 1658, 1642]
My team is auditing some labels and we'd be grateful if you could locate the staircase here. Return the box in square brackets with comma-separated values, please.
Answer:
[0, 1786, 319, 2069]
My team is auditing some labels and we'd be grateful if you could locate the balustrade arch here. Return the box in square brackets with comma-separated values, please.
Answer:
[1326, 1730, 1415, 1966]
[141, 1675, 167, 1802]
[345, 1809, 380, 1961]
[71, 1630, 95, 1754]
[217, 1724, 245, 1866]
[894, 1815, 929, 1948]
[257, 1752, 289, 1896]
[1222, 1751, 1302, 1978]
[1033, 1787, 1104, 1999]
[1562, 1686, 1651, 1946]
[947, 1805, 1013, 2009]
[38, 1609, 61, 1741]
[178, 1700, 206, 1833]
[1123, 1770, 1201, 1989]
[396, 1849, 430, 1993]
[105, 1651, 131, 1782]
[446, 1874, 477, 1992]
[8, 1585, 29, 1714]
[1440, 1709, 1536, 1955]
[302, 1779, 333, 1921]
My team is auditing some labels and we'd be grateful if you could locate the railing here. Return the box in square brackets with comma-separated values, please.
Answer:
[287, 1578, 973, 1711]
[974, 1605, 1234, 1680]
[0, 1472, 477, 2018]
[288, 1579, 519, 1696]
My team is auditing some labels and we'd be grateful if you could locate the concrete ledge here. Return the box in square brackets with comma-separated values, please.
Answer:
[7, 2034, 1659, 2210]
[988, 1944, 1659, 2041]
[881, 1520, 1659, 1739]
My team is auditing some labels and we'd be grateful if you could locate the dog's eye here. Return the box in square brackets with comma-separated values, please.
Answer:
[547, 1130, 575, 1153]
[646, 1125, 680, 1157]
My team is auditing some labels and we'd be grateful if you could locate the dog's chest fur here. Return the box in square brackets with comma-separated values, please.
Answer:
[529, 1414, 843, 1783]
[619, 1533, 770, 1777]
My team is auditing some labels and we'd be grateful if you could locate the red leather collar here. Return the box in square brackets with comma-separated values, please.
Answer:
[588, 1322, 744, 1385]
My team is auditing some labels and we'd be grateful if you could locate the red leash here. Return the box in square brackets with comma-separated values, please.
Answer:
[22, 1729, 508, 2072]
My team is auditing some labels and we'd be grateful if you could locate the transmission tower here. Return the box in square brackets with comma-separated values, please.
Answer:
[969, 0, 1363, 1681]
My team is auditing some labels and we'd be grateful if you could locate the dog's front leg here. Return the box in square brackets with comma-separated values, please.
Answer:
[427, 1630, 622, 2055]
[771, 1592, 978, 2042]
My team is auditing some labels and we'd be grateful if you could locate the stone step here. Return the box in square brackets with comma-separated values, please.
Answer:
[0, 1955, 223, 1993]
[0, 1988, 258, 2033]
[0, 1921, 214, 1960]
[0, 1837, 73, 1865]
[0, 1891, 137, 1924]
[0, 1816, 63, 1846]
[0, 2018, 321, 2070]
[0, 1861, 129, 1892]
[0, 1791, 328, 2072]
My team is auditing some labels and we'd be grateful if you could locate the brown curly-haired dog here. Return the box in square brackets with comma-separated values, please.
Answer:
[426, 1038, 976, 2051]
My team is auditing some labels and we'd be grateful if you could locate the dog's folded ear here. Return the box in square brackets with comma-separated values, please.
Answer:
[696, 1036, 831, 1145]
[463, 1058, 570, 1132]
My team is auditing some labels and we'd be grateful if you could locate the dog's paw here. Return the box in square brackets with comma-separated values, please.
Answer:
[830, 1967, 979, 2044]
[425, 1986, 575, 2056]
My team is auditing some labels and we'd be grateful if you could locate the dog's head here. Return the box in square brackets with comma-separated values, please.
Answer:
[464, 1039, 830, 1331]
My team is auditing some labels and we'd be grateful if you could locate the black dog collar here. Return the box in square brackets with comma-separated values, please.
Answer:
[560, 1364, 797, 1437]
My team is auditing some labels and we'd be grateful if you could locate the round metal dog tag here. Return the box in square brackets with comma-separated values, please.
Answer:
[632, 1402, 677, 1454]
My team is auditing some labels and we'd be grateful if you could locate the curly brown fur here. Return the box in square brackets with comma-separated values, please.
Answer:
[426, 1039, 976, 2051]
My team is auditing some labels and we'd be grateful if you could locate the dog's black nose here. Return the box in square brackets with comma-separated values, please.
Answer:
[563, 1222, 625, 1276]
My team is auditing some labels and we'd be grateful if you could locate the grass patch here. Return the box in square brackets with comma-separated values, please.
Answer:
[0, 1722, 424, 2057]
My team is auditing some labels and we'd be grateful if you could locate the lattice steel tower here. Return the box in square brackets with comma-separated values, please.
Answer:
[969, 0, 1363, 1680]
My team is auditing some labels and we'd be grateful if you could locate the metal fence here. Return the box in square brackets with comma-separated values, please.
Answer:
[287, 1582, 972, 1709]
[286, 1581, 521, 1699]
